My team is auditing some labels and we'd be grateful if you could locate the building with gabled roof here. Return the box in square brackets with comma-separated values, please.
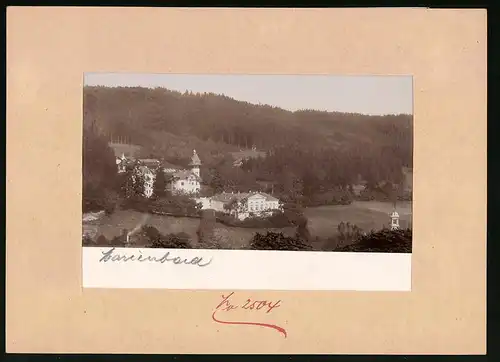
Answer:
[164, 150, 202, 195]
[201, 191, 282, 220]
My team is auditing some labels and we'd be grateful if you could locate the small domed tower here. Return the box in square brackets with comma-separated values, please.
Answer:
[189, 149, 201, 178]
[390, 210, 400, 230]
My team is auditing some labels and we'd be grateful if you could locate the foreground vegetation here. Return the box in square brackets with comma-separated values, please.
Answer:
[83, 221, 412, 253]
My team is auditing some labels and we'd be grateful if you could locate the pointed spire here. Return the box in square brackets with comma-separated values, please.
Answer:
[189, 149, 201, 166]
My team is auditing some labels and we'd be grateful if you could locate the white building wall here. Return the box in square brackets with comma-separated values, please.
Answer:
[233, 195, 282, 220]
[171, 178, 200, 194]
[195, 197, 211, 209]
[210, 200, 226, 212]
[195, 193, 282, 221]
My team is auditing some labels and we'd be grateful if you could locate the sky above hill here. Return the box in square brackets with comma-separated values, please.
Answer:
[84, 73, 413, 116]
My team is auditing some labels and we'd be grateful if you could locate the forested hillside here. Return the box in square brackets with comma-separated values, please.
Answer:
[83, 86, 413, 209]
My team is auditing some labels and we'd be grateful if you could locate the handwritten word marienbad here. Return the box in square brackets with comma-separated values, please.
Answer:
[98, 248, 212, 267]
[212, 292, 287, 338]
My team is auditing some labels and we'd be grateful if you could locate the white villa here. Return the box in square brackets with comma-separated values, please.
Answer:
[197, 191, 282, 221]
[115, 150, 202, 197]
[165, 150, 202, 195]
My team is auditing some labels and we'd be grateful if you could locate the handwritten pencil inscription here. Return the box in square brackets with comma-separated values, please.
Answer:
[212, 292, 287, 338]
[98, 247, 213, 267]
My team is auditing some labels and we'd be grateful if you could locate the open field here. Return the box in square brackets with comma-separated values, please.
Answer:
[83, 201, 412, 248]
[305, 201, 412, 239]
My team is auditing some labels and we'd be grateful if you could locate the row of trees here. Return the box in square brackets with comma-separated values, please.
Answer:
[82, 121, 120, 213]
[86, 224, 412, 253]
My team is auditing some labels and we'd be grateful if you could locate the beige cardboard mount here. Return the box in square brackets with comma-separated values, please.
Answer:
[6, 7, 486, 354]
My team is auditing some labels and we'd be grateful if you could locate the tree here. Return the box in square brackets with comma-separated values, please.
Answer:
[282, 202, 306, 225]
[153, 167, 167, 199]
[102, 189, 120, 214]
[197, 209, 217, 245]
[295, 217, 311, 242]
[119, 163, 136, 200]
[82, 123, 119, 213]
[336, 221, 363, 247]
[209, 169, 224, 194]
[131, 164, 146, 199]
[301, 168, 319, 198]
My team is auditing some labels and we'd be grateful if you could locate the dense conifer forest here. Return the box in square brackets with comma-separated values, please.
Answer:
[83, 86, 413, 213]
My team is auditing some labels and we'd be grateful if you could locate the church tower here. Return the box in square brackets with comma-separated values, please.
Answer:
[189, 149, 201, 178]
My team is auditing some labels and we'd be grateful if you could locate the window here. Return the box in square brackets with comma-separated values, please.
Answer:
[181, 182, 184, 186]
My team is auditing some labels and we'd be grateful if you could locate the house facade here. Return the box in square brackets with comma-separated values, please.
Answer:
[164, 150, 202, 195]
[168, 170, 201, 194]
[199, 191, 282, 221]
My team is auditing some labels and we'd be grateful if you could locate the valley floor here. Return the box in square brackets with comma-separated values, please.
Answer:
[83, 201, 412, 250]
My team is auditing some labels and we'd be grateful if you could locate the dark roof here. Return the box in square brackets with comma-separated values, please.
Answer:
[211, 192, 248, 203]
[189, 150, 202, 166]
[211, 191, 278, 203]
[167, 169, 201, 182]
[161, 161, 183, 170]
[245, 192, 279, 202]
[137, 165, 155, 175]
[138, 159, 160, 167]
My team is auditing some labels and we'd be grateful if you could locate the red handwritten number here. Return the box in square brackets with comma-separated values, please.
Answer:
[212, 293, 287, 338]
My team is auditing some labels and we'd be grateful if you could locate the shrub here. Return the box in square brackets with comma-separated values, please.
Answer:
[335, 228, 412, 253]
[109, 230, 128, 247]
[250, 231, 313, 251]
[143, 225, 191, 249]
[95, 234, 109, 246]
[195, 234, 225, 250]
[147, 194, 201, 217]
[197, 209, 217, 245]
[103, 190, 120, 214]
[82, 234, 94, 246]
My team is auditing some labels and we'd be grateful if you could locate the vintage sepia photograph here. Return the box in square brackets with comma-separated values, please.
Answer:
[82, 73, 413, 256]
